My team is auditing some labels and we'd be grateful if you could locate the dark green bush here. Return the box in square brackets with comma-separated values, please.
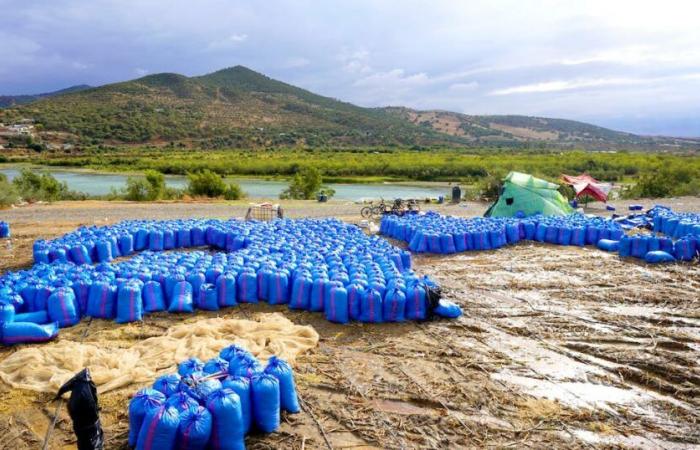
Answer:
[224, 182, 245, 200]
[11, 168, 86, 202]
[187, 169, 227, 197]
[0, 174, 19, 207]
[280, 167, 334, 200]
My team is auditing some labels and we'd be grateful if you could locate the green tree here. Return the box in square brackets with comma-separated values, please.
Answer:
[280, 167, 326, 200]
[187, 169, 227, 197]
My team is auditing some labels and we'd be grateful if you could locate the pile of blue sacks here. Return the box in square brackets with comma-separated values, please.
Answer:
[380, 212, 623, 254]
[1, 218, 461, 345]
[0, 221, 9, 239]
[608, 206, 700, 264]
[129, 345, 298, 450]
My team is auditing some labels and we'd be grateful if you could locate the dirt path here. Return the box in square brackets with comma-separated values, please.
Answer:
[0, 200, 699, 449]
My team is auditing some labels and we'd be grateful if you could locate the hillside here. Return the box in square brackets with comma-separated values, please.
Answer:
[1, 66, 698, 150]
[0, 85, 91, 108]
[0, 67, 461, 148]
[383, 107, 700, 150]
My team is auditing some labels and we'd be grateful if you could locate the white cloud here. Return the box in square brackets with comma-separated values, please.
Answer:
[206, 33, 248, 50]
[134, 68, 148, 76]
[448, 81, 479, 92]
[282, 57, 310, 68]
[353, 69, 429, 88]
[490, 73, 700, 96]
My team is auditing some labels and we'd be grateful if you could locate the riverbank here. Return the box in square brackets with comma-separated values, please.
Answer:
[0, 164, 455, 200]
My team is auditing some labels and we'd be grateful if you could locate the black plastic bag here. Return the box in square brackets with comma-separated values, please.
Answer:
[55, 368, 104, 450]
[424, 284, 442, 320]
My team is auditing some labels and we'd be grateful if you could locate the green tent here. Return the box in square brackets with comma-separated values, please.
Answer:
[484, 171, 573, 217]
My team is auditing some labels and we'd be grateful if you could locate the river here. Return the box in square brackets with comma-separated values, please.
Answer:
[0, 167, 453, 201]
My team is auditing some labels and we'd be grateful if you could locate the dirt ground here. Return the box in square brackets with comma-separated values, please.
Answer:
[0, 198, 699, 449]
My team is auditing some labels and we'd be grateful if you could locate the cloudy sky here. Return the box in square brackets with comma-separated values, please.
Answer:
[2, 0, 699, 136]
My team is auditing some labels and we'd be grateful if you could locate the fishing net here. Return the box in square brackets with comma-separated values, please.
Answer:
[0, 313, 318, 394]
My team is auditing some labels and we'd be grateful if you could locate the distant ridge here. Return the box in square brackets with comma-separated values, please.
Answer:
[1, 67, 698, 150]
[0, 85, 91, 108]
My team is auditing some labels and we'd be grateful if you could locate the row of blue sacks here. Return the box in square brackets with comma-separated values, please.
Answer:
[1, 219, 461, 344]
[31, 218, 412, 266]
[130, 345, 298, 450]
[597, 234, 698, 263]
[380, 212, 624, 254]
[0, 221, 9, 238]
[649, 206, 700, 240]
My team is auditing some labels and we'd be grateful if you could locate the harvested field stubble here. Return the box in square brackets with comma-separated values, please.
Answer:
[0, 200, 699, 448]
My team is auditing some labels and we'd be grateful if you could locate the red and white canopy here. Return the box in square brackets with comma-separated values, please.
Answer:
[560, 174, 612, 203]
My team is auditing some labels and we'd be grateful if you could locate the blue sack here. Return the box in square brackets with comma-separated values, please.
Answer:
[87, 282, 117, 319]
[216, 273, 237, 308]
[251, 373, 281, 433]
[644, 251, 676, 264]
[203, 357, 229, 375]
[237, 272, 258, 303]
[143, 281, 166, 312]
[128, 388, 166, 447]
[619, 236, 631, 257]
[359, 288, 383, 323]
[47, 287, 80, 327]
[69, 244, 92, 265]
[0, 321, 59, 345]
[324, 285, 349, 324]
[434, 300, 462, 318]
[152, 374, 181, 397]
[383, 289, 406, 322]
[119, 234, 134, 256]
[0, 303, 14, 323]
[165, 392, 200, 414]
[169, 281, 194, 313]
[309, 278, 327, 312]
[405, 285, 427, 320]
[596, 239, 620, 252]
[267, 271, 289, 305]
[95, 240, 113, 263]
[176, 406, 212, 450]
[136, 406, 180, 450]
[197, 283, 219, 311]
[116, 283, 143, 323]
[289, 276, 312, 310]
[221, 376, 252, 433]
[13, 310, 49, 324]
[264, 356, 300, 414]
[346, 283, 364, 321]
[178, 358, 204, 377]
[205, 389, 246, 450]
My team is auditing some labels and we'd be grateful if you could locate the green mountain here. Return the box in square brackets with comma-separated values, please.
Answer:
[0, 66, 460, 148]
[1, 66, 698, 150]
[0, 85, 91, 108]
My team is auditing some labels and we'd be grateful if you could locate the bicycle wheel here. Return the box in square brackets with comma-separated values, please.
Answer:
[360, 206, 372, 218]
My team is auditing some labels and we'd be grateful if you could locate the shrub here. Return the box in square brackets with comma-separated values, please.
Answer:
[11, 168, 85, 202]
[478, 172, 505, 200]
[144, 170, 166, 200]
[0, 174, 19, 207]
[224, 182, 245, 200]
[280, 167, 331, 200]
[187, 169, 227, 197]
[123, 177, 150, 201]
